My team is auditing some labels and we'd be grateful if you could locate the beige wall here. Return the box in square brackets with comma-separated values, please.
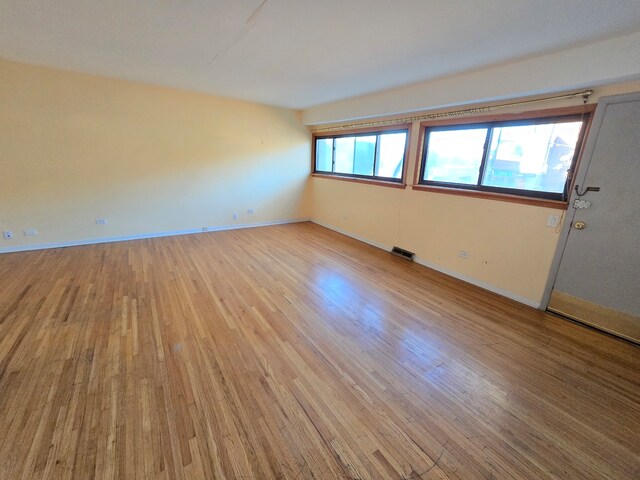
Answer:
[311, 177, 565, 306]
[306, 85, 640, 306]
[0, 60, 311, 251]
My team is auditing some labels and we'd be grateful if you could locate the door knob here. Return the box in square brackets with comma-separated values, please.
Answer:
[574, 221, 586, 230]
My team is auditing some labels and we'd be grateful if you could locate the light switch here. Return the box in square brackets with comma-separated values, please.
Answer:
[547, 215, 560, 228]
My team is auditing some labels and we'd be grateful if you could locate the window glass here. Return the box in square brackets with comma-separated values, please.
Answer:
[315, 138, 333, 172]
[482, 122, 583, 193]
[423, 128, 487, 185]
[419, 113, 588, 201]
[353, 136, 376, 176]
[334, 137, 356, 174]
[377, 132, 406, 179]
[313, 128, 408, 183]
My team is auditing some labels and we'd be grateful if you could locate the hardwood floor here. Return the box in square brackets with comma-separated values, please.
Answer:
[0, 222, 638, 479]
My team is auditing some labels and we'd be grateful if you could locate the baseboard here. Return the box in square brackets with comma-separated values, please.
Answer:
[411, 256, 541, 308]
[310, 219, 393, 252]
[311, 219, 541, 309]
[0, 218, 311, 254]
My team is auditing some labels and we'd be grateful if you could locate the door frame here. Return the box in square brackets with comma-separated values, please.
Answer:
[540, 92, 640, 310]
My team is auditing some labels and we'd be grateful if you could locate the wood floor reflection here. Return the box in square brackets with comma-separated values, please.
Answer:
[0, 222, 638, 479]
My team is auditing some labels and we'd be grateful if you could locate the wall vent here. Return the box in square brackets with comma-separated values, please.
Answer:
[391, 246, 415, 261]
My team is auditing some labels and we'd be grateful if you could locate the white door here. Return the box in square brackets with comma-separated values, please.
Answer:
[547, 94, 640, 343]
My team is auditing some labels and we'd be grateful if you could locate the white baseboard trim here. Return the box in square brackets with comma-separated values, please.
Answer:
[411, 257, 541, 308]
[0, 218, 311, 254]
[311, 219, 393, 252]
[311, 219, 541, 309]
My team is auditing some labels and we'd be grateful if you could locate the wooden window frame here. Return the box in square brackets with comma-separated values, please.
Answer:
[311, 124, 412, 189]
[412, 105, 596, 208]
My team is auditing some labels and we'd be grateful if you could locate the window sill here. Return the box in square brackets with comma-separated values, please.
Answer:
[411, 184, 569, 209]
[311, 173, 406, 189]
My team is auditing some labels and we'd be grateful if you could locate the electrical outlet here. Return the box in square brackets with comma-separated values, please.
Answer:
[95, 218, 108, 225]
[23, 228, 38, 236]
[3, 230, 14, 240]
[458, 250, 469, 259]
[232, 212, 238, 220]
[247, 208, 255, 214]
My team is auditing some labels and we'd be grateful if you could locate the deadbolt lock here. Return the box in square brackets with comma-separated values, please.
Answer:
[574, 221, 587, 230]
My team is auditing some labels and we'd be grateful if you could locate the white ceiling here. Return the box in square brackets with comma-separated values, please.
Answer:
[1, 1, 640, 109]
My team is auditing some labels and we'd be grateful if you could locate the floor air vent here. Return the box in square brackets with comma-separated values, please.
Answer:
[391, 246, 415, 261]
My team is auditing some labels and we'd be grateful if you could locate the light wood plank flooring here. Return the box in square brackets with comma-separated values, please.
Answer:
[0, 222, 638, 479]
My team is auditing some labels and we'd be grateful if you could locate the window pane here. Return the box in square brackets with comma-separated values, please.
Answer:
[315, 138, 333, 172]
[353, 135, 376, 176]
[334, 137, 355, 174]
[377, 132, 406, 179]
[313, 128, 408, 183]
[423, 128, 487, 185]
[482, 121, 583, 193]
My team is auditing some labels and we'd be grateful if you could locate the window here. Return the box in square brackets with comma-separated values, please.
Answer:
[313, 126, 410, 185]
[417, 111, 591, 202]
